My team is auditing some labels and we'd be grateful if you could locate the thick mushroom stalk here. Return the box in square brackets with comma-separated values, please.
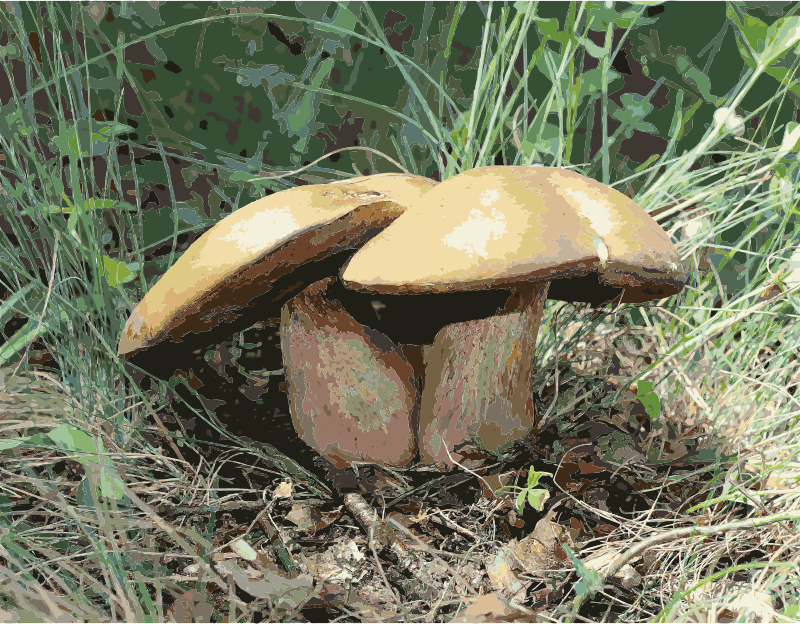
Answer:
[280, 278, 418, 468]
[418, 282, 549, 466]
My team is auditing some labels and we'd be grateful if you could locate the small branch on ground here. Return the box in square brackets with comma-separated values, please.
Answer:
[569, 508, 800, 616]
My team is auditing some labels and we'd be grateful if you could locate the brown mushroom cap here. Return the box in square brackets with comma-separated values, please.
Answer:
[119, 173, 436, 356]
[341, 166, 686, 304]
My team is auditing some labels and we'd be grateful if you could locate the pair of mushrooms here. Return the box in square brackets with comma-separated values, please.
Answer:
[119, 166, 685, 470]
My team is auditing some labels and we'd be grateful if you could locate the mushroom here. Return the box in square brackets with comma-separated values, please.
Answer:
[118, 172, 438, 469]
[340, 166, 686, 468]
[280, 277, 418, 468]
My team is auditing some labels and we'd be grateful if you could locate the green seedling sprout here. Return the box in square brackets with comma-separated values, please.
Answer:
[495, 467, 552, 513]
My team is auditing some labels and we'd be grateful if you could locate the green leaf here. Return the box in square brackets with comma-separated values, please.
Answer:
[500, 470, 554, 513]
[46, 423, 98, 455]
[0, 283, 46, 326]
[521, 123, 562, 158]
[527, 489, 550, 512]
[0, 425, 125, 498]
[782, 604, 800, 619]
[0, 433, 50, 451]
[52, 120, 134, 158]
[535, 18, 571, 46]
[83, 462, 126, 501]
[730, 9, 800, 69]
[76, 478, 99, 510]
[536, 48, 566, 85]
[0, 106, 27, 138]
[562, 544, 603, 599]
[512, 1, 528, 12]
[449, 122, 469, 150]
[102, 256, 134, 287]
[762, 16, 800, 66]
[681, 63, 719, 104]
[516, 490, 526, 515]
[639, 392, 662, 419]
[612, 92, 657, 132]
[534, 16, 581, 62]
[576, 67, 621, 103]
[0, 435, 32, 451]
[636, 381, 661, 419]
[777, 121, 800, 159]
[585, 1, 657, 29]
[44, 427, 128, 501]
[578, 36, 607, 59]
[728, 8, 769, 64]
[49, 199, 120, 214]
[527, 468, 549, 489]
[514, 0, 575, 44]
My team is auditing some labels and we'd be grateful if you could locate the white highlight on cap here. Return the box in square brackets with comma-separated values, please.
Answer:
[442, 207, 507, 259]
[560, 188, 615, 237]
[222, 206, 299, 254]
[479, 188, 500, 207]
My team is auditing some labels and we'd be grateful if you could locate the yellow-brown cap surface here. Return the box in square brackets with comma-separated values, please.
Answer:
[341, 166, 685, 304]
[119, 173, 436, 355]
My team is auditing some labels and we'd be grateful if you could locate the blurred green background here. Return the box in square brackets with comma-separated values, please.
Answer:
[1, 1, 796, 308]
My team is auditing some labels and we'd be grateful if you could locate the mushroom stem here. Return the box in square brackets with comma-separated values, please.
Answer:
[400, 343, 428, 388]
[281, 278, 419, 468]
[418, 281, 550, 468]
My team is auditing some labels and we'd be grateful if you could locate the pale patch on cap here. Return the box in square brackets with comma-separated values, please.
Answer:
[558, 186, 616, 237]
[221, 206, 300, 254]
[479, 188, 501, 207]
[442, 207, 507, 259]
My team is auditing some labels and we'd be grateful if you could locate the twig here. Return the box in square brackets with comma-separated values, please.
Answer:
[570, 509, 800, 614]
[409, 544, 483, 563]
[258, 510, 295, 577]
[432, 512, 476, 539]
[343, 492, 414, 565]
[369, 523, 401, 606]
[384, 474, 452, 509]
[727, 444, 772, 519]
[386, 516, 478, 597]
[142, 498, 268, 517]
[444, 445, 492, 492]
[250, 146, 424, 181]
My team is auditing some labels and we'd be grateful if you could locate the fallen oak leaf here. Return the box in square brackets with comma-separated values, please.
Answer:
[450, 592, 534, 623]
[583, 550, 642, 588]
[486, 547, 528, 600]
[285, 502, 341, 534]
[511, 511, 571, 576]
[273, 478, 293, 499]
